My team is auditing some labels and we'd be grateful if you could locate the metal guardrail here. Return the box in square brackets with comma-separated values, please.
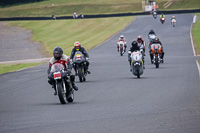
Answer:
[0, 9, 200, 21]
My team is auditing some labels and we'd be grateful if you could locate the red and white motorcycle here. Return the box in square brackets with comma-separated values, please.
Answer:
[118, 41, 126, 56]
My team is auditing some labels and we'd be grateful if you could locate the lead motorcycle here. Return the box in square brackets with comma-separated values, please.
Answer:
[50, 63, 74, 104]
[129, 50, 144, 78]
[150, 43, 162, 68]
[73, 51, 87, 82]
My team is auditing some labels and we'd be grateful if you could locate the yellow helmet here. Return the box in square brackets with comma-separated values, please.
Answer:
[172, 16, 175, 18]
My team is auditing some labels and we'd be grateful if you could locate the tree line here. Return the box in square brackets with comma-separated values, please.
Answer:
[0, 0, 44, 7]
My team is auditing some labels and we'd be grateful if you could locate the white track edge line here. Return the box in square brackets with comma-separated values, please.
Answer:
[190, 16, 196, 56]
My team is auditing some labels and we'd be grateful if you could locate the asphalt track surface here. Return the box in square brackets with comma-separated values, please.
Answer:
[0, 14, 200, 133]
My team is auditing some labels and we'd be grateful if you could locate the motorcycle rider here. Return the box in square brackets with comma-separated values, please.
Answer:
[128, 40, 141, 70]
[136, 35, 146, 53]
[117, 35, 127, 52]
[70, 41, 91, 75]
[148, 29, 156, 36]
[47, 47, 78, 95]
[149, 37, 165, 62]
[171, 16, 176, 24]
[160, 13, 165, 19]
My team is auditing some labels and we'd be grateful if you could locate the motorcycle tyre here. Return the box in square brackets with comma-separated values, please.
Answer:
[57, 82, 67, 104]
[78, 67, 83, 82]
[155, 56, 159, 68]
[67, 89, 74, 103]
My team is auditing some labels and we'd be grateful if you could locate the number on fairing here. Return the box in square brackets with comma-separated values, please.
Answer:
[54, 72, 61, 79]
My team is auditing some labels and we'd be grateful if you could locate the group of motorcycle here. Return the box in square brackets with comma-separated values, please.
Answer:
[118, 34, 164, 78]
[152, 11, 176, 27]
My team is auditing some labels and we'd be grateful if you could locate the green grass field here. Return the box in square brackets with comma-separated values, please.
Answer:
[0, 0, 199, 18]
[192, 14, 200, 55]
[0, 63, 41, 75]
[9, 17, 134, 55]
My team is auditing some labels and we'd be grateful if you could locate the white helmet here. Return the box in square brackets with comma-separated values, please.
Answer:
[120, 35, 124, 38]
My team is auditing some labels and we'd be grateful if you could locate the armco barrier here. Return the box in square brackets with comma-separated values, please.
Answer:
[0, 9, 199, 21]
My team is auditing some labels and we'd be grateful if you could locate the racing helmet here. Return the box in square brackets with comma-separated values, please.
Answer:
[53, 47, 63, 60]
[172, 16, 175, 18]
[74, 41, 81, 51]
[137, 35, 142, 40]
[131, 40, 138, 47]
[120, 35, 124, 39]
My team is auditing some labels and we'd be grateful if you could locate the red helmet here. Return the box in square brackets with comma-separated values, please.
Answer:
[74, 41, 81, 50]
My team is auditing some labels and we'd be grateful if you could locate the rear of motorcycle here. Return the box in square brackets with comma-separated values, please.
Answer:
[53, 71, 74, 104]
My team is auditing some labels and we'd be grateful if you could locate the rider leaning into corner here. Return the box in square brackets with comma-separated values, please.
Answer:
[70, 41, 91, 75]
[117, 35, 127, 52]
[128, 40, 141, 70]
[47, 47, 78, 95]
[149, 37, 165, 62]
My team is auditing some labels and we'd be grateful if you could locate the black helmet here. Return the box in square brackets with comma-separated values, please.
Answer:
[131, 40, 138, 47]
[53, 47, 63, 60]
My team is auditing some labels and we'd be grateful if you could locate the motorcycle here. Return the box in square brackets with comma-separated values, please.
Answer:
[160, 17, 165, 24]
[129, 50, 144, 78]
[50, 63, 74, 104]
[73, 51, 87, 82]
[171, 19, 176, 27]
[118, 41, 126, 56]
[138, 43, 145, 63]
[153, 12, 157, 19]
[150, 43, 162, 68]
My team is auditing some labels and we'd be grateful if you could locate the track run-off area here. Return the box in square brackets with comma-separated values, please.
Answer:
[0, 14, 200, 133]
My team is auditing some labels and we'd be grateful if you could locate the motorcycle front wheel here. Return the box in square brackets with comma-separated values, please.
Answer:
[57, 82, 67, 104]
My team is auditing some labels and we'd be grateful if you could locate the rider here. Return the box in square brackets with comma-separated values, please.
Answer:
[70, 41, 91, 75]
[47, 47, 78, 95]
[171, 16, 176, 23]
[136, 35, 146, 52]
[128, 40, 140, 68]
[148, 29, 156, 36]
[117, 35, 127, 52]
[160, 13, 165, 19]
[149, 37, 165, 62]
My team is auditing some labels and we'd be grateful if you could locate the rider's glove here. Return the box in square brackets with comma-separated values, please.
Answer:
[86, 57, 89, 61]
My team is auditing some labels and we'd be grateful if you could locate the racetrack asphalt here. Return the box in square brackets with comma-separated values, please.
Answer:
[0, 14, 200, 133]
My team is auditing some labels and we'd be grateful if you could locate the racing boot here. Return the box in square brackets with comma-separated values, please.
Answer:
[70, 75, 78, 91]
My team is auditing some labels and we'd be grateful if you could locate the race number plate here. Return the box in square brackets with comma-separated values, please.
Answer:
[54, 72, 61, 79]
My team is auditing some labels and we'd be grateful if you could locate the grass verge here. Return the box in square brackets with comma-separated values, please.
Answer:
[192, 13, 200, 55]
[0, 63, 41, 75]
[8, 17, 134, 55]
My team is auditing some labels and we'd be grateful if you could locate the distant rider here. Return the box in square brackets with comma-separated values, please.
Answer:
[171, 16, 176, 24]
[117, 35, 127, 52]
[47, 47, 78, 95]
[70, 41, 91, 75]
[160, 13, 165, 19]
[136, 35, 146, 52]
[148, 29, 156, 36]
